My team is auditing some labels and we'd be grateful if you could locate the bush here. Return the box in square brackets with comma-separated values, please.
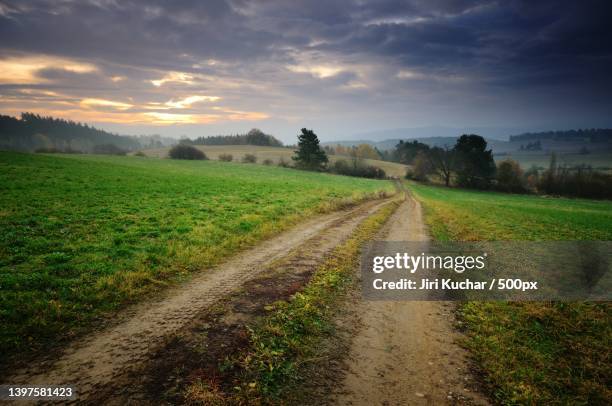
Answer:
[133, 151, 146, 157]
[262, 158, 273, 165]
[242, 153, 257, 163]
[412, 151, 432, 181]
[404, 168, 415, 180]
[496, 159, 526, 193]
[35, 147, 83, 154]
[218, 153, 233, 162]
[331, 159, 386, 179]
[93, 144, 127, 155]
[278, 158, 291, 168]
[35, 147, 61, 153]
[168, 145, 207, 160]
[538, 166, 612, 199]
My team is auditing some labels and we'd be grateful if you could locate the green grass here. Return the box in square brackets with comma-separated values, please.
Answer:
[408, 182, 612, 405]
[0, 152, 393, 363]
[409, 183, 612, 241]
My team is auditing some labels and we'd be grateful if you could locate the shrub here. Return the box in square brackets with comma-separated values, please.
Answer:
[496, 159, 526, 193]
[35, 147, 61, 153]
[218, 153, 233, 162]
[331, 159, 386, 179]
[133, 151, 146, 157]
[36, 147, 83, 154]
[405, 168, 415, 180]
[538, 165, 612, 199]
[262, 158, 273, 165]
[93, 144, 127, 155]
[168, 145, 207, 160]
[278, 158, 291, 168]
[242, 153, 257, 163]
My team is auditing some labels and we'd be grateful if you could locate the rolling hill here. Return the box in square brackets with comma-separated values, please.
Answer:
[137, 145, 410, 177]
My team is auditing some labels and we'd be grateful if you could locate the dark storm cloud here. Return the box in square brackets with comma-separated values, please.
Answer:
[0, 0, 610, 136]
[1, 0, 609, 83]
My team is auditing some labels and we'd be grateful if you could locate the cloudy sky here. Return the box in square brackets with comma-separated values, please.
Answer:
[0, 0, 611, 142]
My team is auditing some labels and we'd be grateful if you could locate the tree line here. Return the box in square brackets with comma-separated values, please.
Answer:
[398, 134, 611, 199]
[509, 129, 612, 143]
[0, 113, 141, 153]
[190, 129, 283, 147]
[400, 135, 496, 189]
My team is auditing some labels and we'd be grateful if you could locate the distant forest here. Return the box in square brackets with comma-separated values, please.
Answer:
[509, 129, 612, 143]
[191, 129, 283, 147]
[0, 113, 139, 153]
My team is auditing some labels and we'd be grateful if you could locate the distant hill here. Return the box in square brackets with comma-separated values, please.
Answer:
[0, 113, 148, 153]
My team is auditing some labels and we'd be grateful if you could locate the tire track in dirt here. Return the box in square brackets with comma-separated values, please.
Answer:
[3, 197, 392, 403]
[333, 192, 490, 405]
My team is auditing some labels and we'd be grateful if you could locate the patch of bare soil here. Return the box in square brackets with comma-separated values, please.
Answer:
[332, 195, 490, 405]
[2, 197, 390, 404]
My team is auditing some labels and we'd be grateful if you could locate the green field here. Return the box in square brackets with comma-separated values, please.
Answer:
[0, 152, 393, 363]
[138, 145, 410, 178]
[409, 182, 612, 404]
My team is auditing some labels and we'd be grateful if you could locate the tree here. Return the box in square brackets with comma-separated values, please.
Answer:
[427, 146, 455, 186]
[412, 151, 432, 181]
[292, 128, 328, 170]
[355, 144, 381, 160]
[496, 159, 525, 192]
[394, 140, 430, 164]
[453, 134, 495, 189]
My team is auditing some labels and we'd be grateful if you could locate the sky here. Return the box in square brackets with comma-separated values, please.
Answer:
[0, 0, 611, 143]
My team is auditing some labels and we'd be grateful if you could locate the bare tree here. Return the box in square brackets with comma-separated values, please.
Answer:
[428, 146, 455, 186]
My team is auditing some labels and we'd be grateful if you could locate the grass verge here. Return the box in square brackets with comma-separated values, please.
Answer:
[409, 181, 612, 405]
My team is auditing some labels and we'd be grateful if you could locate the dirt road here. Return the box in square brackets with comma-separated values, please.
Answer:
[333, 194, 489, 405]
[4, 198, 392, 403]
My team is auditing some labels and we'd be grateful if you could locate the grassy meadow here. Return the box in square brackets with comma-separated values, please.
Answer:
[0, 152, 393, 363]
[409, 182, 612, 404]
[138, 145, 410, 178]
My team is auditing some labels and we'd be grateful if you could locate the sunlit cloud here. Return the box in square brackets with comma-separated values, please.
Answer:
[212, 106, 269, 121]
[80, 98, 133, 111]
[396, 70, 423, 79]
[397, 69, 468, 83]
[365, 16, 429, 26]
[144, 112, 220, 124]
[164, 95, 220, 109]
[0, 55, 97, 84]
[286, 64, 344, 79]
[150, 71, 194, 87]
